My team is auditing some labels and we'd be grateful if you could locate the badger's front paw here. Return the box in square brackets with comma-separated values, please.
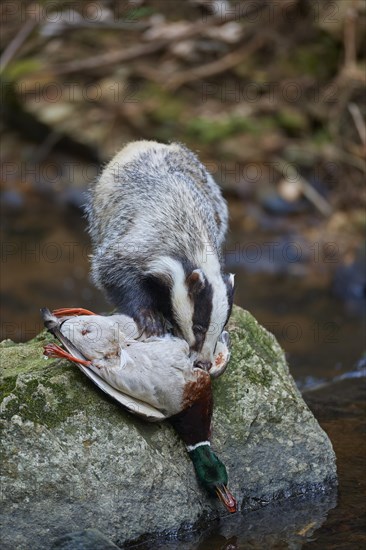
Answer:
[135, 309, 166, 338]
[209, 331, 231, 379]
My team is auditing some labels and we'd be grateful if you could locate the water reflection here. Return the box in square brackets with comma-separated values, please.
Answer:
[131, 490, 337, 549]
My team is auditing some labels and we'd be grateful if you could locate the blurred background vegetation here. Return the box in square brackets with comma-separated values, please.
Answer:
[1, 0, 365, 387]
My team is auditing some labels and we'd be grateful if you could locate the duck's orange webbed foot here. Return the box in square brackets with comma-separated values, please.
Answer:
[52, 307, 96, 318]
[43, 343, 91, 367]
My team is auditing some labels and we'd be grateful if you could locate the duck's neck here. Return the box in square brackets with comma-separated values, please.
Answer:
[187, 442, 217, 486]
[186, 440, 211, 453]
[168, 390, 213, 448]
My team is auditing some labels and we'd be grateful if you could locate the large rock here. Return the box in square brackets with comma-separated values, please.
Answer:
[0, 306, 336, 549]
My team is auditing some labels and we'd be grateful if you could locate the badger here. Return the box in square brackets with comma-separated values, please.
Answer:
[86, 141, 234, 369]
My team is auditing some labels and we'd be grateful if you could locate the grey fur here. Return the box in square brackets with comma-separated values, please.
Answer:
[86, 140, 232, 361]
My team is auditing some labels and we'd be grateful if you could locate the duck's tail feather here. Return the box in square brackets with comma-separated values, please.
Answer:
[40, 307, 58, 331]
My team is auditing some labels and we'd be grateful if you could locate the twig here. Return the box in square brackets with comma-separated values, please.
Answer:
[46, 2, 269, 75]
[325, 146, 366, 173]
[42, 20, 148, 35]
[51, 41, 167, 75]
[164, 35, 267, 91]
[344, 2, 357, 69]
[273, 157, 332, 217]
[348, 103, 366, 146]
[0, 19, 37, 73]
[283, 144, 366, 173]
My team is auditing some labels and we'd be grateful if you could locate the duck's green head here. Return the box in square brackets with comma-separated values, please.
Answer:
[188, 444, 237, 513]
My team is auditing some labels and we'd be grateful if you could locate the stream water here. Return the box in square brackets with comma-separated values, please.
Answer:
[1, 195, 365, 549]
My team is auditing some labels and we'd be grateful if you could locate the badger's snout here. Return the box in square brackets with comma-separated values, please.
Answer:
[194, 360, 212, 372]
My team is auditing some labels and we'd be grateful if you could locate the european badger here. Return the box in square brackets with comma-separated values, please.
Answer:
[87, 141, 234, 369]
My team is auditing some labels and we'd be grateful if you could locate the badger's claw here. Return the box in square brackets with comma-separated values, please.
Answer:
[210, 331, 231, 379]
[135, 309, 167, 338]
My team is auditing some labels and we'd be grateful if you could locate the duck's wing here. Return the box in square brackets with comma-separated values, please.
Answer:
[41, 308, 166, 422]
[75, 367, 166, 422]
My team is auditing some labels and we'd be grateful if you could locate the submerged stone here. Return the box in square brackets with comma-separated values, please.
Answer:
[0, 306, 337, 549]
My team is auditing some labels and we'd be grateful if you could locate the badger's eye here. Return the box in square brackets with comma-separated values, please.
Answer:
[193, 324, 206, 334]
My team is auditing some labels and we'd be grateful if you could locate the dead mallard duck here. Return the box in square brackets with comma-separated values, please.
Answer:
[41, 307, 237, 513]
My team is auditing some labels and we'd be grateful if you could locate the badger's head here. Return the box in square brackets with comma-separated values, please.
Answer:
[147, 257, 235, 369]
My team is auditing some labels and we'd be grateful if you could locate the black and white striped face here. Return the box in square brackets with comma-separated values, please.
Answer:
[185, 269, 234, 368]
[147, 256, 235, 366]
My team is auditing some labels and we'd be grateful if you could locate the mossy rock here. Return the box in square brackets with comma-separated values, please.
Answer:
[0, 306, 336, 549]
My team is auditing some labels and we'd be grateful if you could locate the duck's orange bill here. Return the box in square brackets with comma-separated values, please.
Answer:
[216, 485, 237, 513]
[43, 343, 91, 367]
[52, 307, 96, 318]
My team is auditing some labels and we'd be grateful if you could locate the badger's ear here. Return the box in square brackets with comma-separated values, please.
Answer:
[186, 269, 205, 295]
